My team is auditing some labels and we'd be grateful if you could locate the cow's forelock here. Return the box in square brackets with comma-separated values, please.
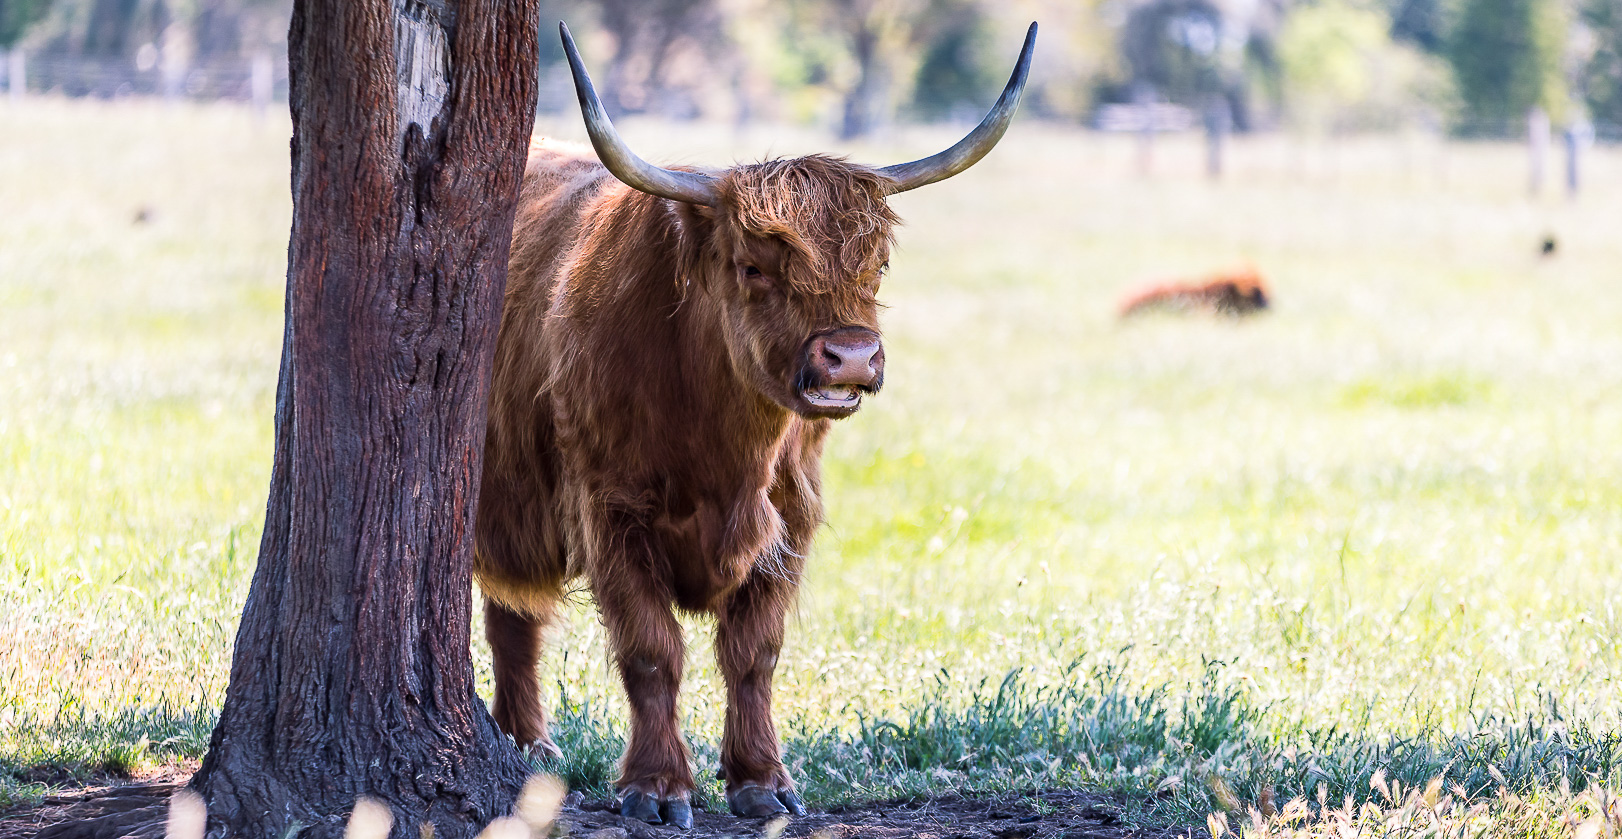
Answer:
[717, 156, 898, 300]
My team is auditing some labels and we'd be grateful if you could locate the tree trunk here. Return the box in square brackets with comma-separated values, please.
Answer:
[82, 0, 141, 57]
[184, 2, 541, 838]
[839, 24, 889, 140]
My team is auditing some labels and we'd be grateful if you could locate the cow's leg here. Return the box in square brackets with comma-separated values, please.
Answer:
[592, 543, 694, 829]
[716, 561, 805, 818]
[485, 597, 563, 759]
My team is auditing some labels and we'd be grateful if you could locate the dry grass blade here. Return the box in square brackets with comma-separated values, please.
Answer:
[1422, 776, 1443, 809]
[164, 788, 206, 839]
[763, 815, 792, 839]
[474, 816, 529, 839]
[345, 798, 394, 839]
[514, 774, 566, 833]
[1370, 770, 1392, 804]
[1208, 774, 1241, 813]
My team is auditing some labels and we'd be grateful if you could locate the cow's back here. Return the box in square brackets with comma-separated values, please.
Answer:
[475, 139, 616, 614]
[505, 140, 616, 310]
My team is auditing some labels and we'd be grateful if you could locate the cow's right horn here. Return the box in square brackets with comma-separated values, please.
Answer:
[877, 22, 1037, 194]
[560, 22, 721, 206]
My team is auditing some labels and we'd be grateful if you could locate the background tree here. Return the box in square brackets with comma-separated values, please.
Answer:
[1579, 0, 1622, 124]
[592, 0, 723, 117]
[1091, 0, 1282, 131]
[782, 0, 1001, 138]
[1389, 0, 1450, 51]
[81, 0, 147, 56]
[1120, 0, 1228, 106]
[0, 0, 51, 47]
[1447, 0, 1568, 129]
[908, 0, 996, 120]
[1278, 0, 1452, 132]
[177, 0, 542, 837]
[789, 0, 920, 138]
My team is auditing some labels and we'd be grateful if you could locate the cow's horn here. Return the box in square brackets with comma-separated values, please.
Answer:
[878, 22, 1037, 195]
[560, 22, 721, 205]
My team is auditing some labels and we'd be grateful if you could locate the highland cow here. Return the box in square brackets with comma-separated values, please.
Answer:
[1117, 267, 1271, 317]
[472, 22, 1038, 829]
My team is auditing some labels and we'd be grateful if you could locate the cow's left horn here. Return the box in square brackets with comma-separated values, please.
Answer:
[878, 22, 1037, 195]
[560, 22, 721, 205]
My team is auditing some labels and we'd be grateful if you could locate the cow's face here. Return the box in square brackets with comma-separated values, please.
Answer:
[559, 19, 1032, 421]
[704, 157, 897, 420]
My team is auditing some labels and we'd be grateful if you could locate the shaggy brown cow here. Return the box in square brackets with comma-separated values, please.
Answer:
[1117, 266, 1270, 317]
[473, 22, 1036, 829]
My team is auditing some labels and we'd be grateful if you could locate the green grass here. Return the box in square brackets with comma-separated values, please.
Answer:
[4, 98, 1622, 833]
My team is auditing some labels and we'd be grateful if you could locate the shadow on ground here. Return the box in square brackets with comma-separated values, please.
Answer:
[0, 774, 1182, 839]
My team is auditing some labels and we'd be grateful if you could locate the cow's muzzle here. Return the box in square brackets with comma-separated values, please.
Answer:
[798, 328, 884, 415]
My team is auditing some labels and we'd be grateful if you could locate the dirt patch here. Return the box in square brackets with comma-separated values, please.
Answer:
[0, 776, 1184, 839]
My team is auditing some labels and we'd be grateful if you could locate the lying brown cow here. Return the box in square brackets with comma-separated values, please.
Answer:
[1117, 266, 1270, 317]
[473, 22, 1036, 829]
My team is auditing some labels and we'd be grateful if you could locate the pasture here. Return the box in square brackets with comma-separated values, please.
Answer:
[4, 98, 1622, 835]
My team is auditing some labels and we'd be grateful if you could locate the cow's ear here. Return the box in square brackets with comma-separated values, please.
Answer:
[673, 202, 718, 290]
[675, 199, 717, 232]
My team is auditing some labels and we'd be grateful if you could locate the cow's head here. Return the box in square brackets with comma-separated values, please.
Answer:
[560, 22, 1036, 419]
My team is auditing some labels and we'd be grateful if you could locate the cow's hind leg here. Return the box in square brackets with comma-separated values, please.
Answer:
[486, 596, 563, 759]
[716, 565, 804, 818]
[591, 544, 695, 828]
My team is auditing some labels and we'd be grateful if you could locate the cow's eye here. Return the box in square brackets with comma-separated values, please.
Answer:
[739, 264, 774, 293]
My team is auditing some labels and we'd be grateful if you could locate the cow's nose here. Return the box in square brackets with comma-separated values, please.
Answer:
[809, 331, 884, 387]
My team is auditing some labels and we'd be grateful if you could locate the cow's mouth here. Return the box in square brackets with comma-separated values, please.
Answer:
[802, 384, 863, 410]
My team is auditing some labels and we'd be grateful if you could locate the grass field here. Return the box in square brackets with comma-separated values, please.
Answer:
[5, 98, 1622, 835]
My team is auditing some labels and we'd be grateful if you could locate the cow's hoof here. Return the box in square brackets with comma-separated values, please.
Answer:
[661, 798, 694, 830]
[525, 737, 563, 761]
[728, 785, 789, 818]
[620, 789, 662, 824]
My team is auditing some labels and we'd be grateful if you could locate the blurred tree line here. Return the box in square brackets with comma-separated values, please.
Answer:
[3, 0, 1620, 135]
[0, 0, 286, 66]
[531, 0, 1117, 136]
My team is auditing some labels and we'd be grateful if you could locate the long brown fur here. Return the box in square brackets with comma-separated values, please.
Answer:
[475, 139, 896, 805]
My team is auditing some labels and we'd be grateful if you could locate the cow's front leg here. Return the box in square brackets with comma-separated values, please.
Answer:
[591, 535, 694, 829]
[715, 567, 805, 818]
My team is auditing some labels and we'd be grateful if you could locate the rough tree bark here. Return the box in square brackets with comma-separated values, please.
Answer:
[178, 1, 541, 837]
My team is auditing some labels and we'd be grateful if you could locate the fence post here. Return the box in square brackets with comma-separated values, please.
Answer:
[1564, 121, 1593, 199]
[160, 27, 187, 100]
[1528, 107, 1550, 197]
[6, 49, 23, 102]
[1203, 96, 1231, 180]
[1564, 125, 1578, 198]
[251, 52, 273, 118]
[1134, 83, 1156, 177]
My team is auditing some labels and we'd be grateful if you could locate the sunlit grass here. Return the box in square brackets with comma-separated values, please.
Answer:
[4, 98, 1622, 832]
